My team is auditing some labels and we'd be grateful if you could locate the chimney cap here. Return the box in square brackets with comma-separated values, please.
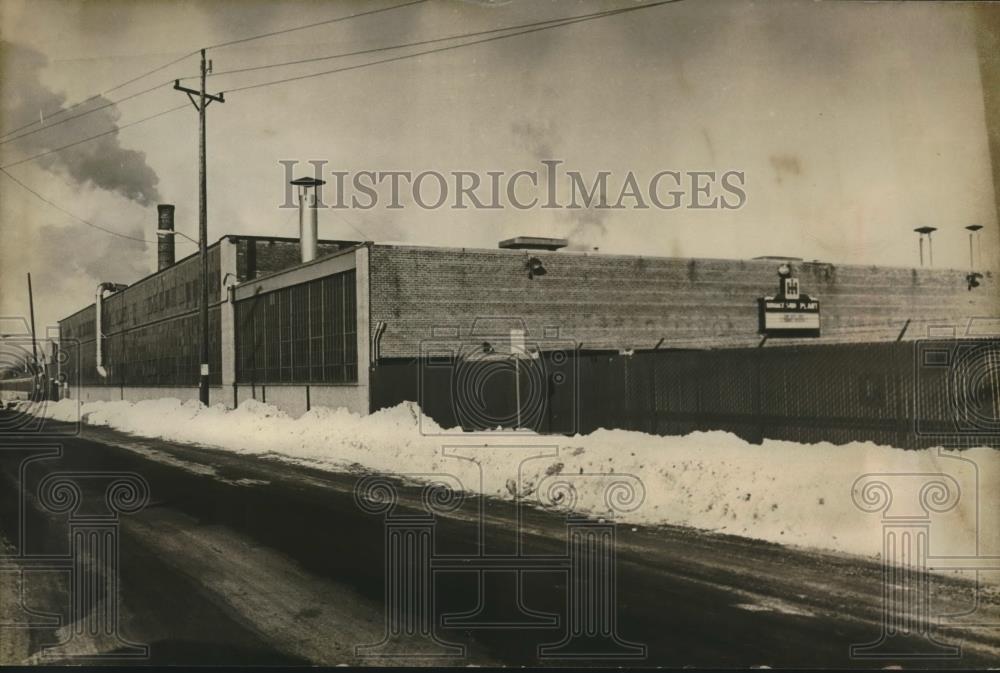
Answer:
[914, 226, 937, 234]
[966, 224, 984, 232]
[499, 236, 568, 251]
[290, 176, 326, 186]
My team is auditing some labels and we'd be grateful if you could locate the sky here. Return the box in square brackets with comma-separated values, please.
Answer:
[1, 0, 998, 332]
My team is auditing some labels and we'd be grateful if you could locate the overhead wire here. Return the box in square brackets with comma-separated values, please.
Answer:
[189, 2, 668, 81]
[0, 104, 188, 170]
[203, 0, 428, 51]
[0, 0, 428, 143]
[0, 167, 153, 243]
[0, 50, 197, 140]
[0, 80, 174, 146]
[225, 0, 682, 94]
[0, 0, 680, 245]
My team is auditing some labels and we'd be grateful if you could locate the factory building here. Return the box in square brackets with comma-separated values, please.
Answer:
[58, 182, 1000, 447]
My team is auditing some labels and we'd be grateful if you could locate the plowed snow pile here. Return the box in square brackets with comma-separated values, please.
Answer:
[22, 398, 1000, 570]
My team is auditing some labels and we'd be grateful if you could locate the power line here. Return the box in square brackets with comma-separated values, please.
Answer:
[0, 0, 427, 147]
[0, 167, 152, 243]
[330, 208, 372, 241]
[227, 0, 681, 94]
[0, 0, 680, 171]
[0, 80, 173, 146]
[204, 0, 428, 51]
[0, 104, 188, 170]
[188, 5, 651, 82]
[3, 5, 618, 150]
[0, 51, 197, 141]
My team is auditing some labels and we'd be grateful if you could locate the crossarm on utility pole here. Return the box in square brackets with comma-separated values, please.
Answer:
[172, 81, 225, 107]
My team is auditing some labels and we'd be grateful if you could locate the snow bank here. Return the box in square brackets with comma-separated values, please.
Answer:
[20, 398, 1000, 568]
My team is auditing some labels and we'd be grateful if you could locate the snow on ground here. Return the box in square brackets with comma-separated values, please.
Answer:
[17, 397, 1000, 571]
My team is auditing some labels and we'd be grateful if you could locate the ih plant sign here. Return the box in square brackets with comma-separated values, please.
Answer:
[758, 263, 821, 338]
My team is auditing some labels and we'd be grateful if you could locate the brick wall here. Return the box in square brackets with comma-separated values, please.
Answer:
[59, 245, 225, 386]
[236, 238, 353, 281]
[369, 245, 1000, 358]
[58, 236, 361, 388]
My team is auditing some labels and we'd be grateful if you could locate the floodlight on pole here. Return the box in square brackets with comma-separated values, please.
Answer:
[966, 224, 984, 270]
[914, 226, 937, 267]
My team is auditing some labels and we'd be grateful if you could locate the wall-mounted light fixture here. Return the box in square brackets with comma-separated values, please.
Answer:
[222, 272, 238, 303]
[526, 256, 546, 279]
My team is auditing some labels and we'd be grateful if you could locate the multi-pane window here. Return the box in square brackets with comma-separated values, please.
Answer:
[62, 308, 222, 387]
[235, 269, 357, 384]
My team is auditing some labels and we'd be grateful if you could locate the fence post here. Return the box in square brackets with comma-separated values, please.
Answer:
[649, 353, 658, 435]
[753, 348, 764, 444]
[892, 341, 919, 449]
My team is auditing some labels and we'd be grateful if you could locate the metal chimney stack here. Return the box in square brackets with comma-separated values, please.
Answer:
[291, 177, 326, 263]
[157, 204, 176, 271]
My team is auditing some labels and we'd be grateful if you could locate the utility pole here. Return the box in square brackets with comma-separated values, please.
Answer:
[26, 273, 37, 368]
[174, 49, 224, 406]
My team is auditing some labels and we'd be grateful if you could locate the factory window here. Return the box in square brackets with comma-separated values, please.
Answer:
[235, 269, 357, 384]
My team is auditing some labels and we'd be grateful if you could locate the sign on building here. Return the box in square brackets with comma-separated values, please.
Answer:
[758, 264, 820, 337]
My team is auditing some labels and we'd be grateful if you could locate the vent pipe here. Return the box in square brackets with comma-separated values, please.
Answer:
[156, 204, 176, 270]
[291, 177, 326, 263]
[95, 282, 128, 378]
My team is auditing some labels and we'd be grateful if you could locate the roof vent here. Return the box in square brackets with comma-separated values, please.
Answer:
[499, 236, 568, 251]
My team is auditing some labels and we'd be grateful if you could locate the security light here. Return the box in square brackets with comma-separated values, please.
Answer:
[526, 256, 547, 279]
[913, 227, 938, 267]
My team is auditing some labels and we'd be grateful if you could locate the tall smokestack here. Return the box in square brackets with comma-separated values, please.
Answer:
[290, 177, 326, 263]
[157, 204, 176, 271]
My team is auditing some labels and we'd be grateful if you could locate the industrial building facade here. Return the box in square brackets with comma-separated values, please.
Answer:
[58, 233, 358, 401]
[57, 201, 1000, 447]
